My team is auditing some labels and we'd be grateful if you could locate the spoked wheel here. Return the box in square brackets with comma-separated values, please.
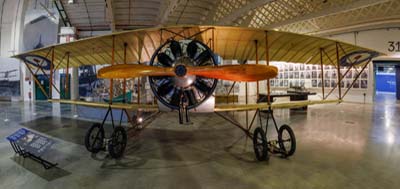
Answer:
[108, 126, 127, 159]
[278, 124, 296, 157]
[253, 127, 269, 161]
[85, 123, 105, 153]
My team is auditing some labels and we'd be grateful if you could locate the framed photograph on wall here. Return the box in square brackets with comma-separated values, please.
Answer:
[331, 80, 336, 87]
[294, 72, 299, 79]
[300, 80, 305, 87]
[312, 80, 317, 87]
[361, 71, 368, 79]
[332, 70, 337, 78]
[346, 70, 352, 79]
[346, 80, 352, 88]
[306, 72, 311, 79]
[324, 80, 330, 88]
[353, 80, 360, 88]
[312, 71, 317, 79]
[361, 80, 368, 89]
[325, 71, 331, 79]
[284, 80, 288, 87]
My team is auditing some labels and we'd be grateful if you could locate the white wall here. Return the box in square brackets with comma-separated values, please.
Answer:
[0, 0, 27, 99]
[328, 28, 400, 57]
[327, 28, 400, 103]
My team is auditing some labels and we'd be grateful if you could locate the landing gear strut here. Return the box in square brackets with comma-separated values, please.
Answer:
[178, 93, 190, 124]
[84, 106, 128, 159]
[252, 107, 296, 161]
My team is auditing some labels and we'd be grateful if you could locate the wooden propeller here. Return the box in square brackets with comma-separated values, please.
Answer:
[98, 64, 278, 82]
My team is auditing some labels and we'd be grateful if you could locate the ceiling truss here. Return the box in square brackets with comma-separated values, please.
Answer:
[45, 0, 400, 37]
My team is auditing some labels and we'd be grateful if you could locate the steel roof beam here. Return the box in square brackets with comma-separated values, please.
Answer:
[159, 0, 180, 26]
[105, 0, 116, 31]
[216, 0, 275, 25]
[267, 0, 390, 29]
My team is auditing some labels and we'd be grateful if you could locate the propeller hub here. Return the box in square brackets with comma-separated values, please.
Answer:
[174, 64, 187, 77]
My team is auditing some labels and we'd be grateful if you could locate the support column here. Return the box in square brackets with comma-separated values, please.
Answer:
[52, 69, 60, 99]
[59, 27, 77, 100]
[12, 0, 29, 101]
[70, 67, 79, 100]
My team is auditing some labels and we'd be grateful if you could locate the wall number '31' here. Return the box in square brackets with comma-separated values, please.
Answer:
[388, 41, 400, 52]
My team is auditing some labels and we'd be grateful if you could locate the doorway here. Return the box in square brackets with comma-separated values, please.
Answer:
[374, 62, 399, 104]
[35, 74, 49, 100]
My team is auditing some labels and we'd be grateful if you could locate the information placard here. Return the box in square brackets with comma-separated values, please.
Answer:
[6, 128, 56, 156]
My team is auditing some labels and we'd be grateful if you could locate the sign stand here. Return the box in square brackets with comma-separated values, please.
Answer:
[6, 128, 58, 169]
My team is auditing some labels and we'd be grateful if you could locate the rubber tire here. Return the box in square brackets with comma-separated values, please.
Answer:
[108, 126, 127, 159]
[278, 124, 296, 157]
[253, 127, 269, 161]
[85, 123, 105, 153]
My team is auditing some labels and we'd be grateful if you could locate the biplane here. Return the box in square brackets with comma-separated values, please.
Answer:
[13, 26, 382, 161]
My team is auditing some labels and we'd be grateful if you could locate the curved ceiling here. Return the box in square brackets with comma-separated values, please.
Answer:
[55, 0, 400, 36]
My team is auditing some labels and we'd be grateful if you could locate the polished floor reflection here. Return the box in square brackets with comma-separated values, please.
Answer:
[0, 101, 399, 188]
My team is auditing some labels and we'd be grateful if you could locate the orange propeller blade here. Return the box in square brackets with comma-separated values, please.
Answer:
[187, 64, 278, 82]
[97, 64, 175, 79]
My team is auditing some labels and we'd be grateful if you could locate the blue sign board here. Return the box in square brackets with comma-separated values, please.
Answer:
[6, 128, 55, 156]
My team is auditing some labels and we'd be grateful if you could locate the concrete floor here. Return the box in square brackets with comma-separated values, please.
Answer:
[0, 100, 400, 189]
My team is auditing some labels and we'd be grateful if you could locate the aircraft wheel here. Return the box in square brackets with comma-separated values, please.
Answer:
[278, 124, 296, 157]
[108, 126, 127, 159]
[85, 123, 105, 153]
[253, 127, 269, 161]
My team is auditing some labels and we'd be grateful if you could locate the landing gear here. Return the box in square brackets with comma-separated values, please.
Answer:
[108, 126, 127, 159]
[178, 93, 190, 124]
[252, 107, 297, 161]
[85, 123, 105, 153]
[253, 127, 269, 161]
[278, 124, 296, 157]
[84, 106, 130, 158]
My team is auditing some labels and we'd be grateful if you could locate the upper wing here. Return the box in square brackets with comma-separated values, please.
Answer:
[13, 26, 384, 69]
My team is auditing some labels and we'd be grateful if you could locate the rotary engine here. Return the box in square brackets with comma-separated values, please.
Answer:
[149, 39, 218, 113]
